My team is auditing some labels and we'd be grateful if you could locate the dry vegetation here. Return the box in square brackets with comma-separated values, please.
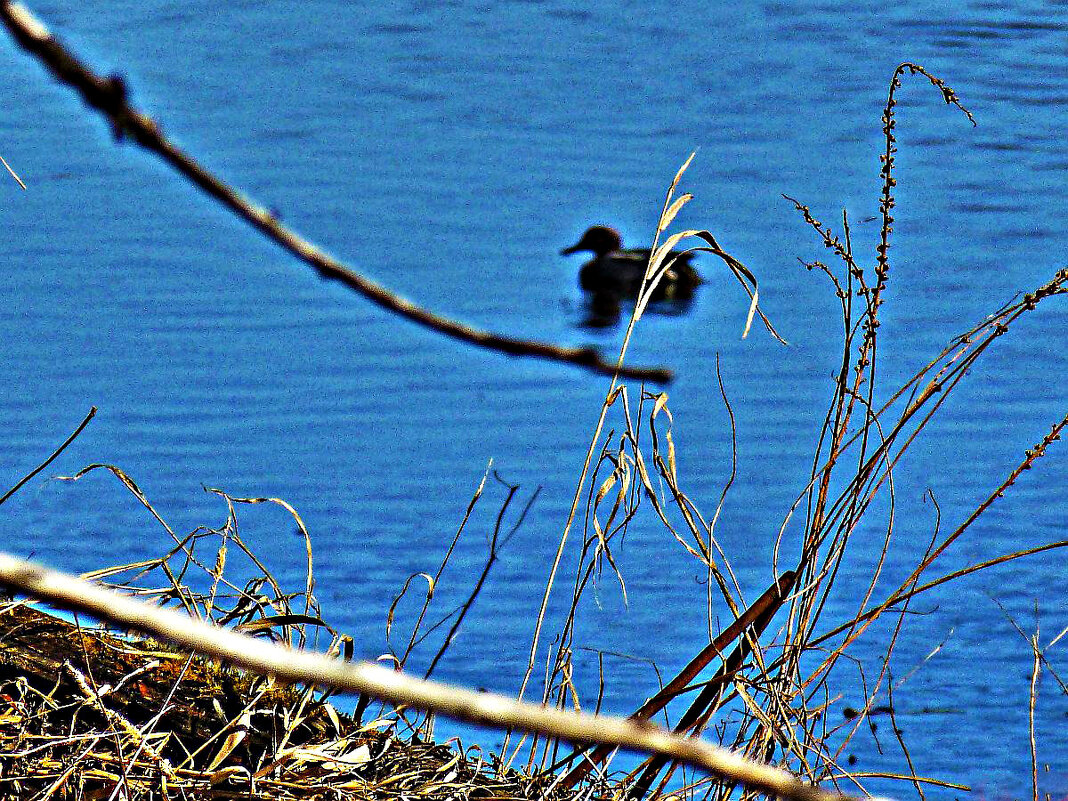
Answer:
[501, 65, 1067, 798]
[0, 493, 553, 801]
[2, 8, 1066, 799]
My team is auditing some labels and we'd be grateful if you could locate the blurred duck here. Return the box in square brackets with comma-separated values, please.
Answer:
[560, 225, 702, 301]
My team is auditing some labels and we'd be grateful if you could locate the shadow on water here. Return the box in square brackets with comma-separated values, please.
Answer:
[579, 289, 699, 328]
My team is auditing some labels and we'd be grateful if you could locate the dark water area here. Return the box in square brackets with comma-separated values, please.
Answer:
[2, 1, 1067, 796]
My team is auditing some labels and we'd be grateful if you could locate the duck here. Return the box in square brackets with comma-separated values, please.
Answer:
[560, 225, 703, 301]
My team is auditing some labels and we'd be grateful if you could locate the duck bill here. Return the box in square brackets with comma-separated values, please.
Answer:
[560, 242, 583, 256]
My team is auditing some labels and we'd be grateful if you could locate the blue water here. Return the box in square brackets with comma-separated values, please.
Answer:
[3, 0, 1067, 796]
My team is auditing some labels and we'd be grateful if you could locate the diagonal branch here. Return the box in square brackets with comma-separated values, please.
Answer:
[0, 1, 672, 384]
[0, 553, 847, 801]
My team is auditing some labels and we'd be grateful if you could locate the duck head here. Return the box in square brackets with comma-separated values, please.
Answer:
[560, 225, 624, 257]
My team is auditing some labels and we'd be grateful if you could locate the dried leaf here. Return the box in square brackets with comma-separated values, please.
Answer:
[234, 613, 327, 634]
[324, 701, 341, 736]
[648, 230, 697, 277]
[651, 392, 670, 419]
[386, 573, 435, 637]
[670, 150, 697, 192]
[206, 709, 252, 771]
[659, 193, 693, 232]
[595, 474, 618, 506]
[287, 740, 371, 769]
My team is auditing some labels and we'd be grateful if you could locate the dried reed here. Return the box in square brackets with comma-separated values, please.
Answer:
[514, 63, 1065, 801]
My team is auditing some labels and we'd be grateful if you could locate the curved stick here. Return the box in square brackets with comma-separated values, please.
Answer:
[0, 2, 671, 384]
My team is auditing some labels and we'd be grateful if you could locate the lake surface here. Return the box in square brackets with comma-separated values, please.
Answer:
[2, 1, 1067, 796]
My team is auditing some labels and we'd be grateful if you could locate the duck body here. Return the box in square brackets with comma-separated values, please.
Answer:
[561, 225, 702, 301]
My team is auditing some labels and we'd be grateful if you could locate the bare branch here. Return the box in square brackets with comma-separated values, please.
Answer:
[0, 552, 848, 801]
[0, 1, 672, 383]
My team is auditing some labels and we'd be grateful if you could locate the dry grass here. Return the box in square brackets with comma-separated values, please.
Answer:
[0, 601, 554, 801]
[0, 475, 553, 801]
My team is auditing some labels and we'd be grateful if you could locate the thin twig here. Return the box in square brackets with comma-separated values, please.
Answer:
[0, 151, 27, 188]
[1029, 626, 1040, 801]
[554, 570, 794, 789]
[422, 478, 525, 680]
[395, 464, 491, 669]
[0, 406, 96, 506]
